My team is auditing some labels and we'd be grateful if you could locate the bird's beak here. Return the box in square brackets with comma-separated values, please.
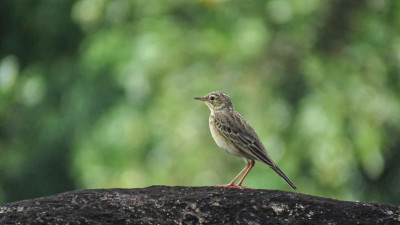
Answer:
[194, 96, 207, 101]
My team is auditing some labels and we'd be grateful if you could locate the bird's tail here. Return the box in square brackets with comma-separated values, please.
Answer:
[271, 165, 297, 190]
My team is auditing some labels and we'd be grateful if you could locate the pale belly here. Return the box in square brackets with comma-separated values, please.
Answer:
[209, 117, 243, 157]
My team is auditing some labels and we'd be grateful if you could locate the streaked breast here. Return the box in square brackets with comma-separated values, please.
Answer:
[209, 114, 243, 157]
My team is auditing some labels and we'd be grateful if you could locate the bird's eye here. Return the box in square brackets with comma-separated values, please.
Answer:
[210, 96, 215, 101]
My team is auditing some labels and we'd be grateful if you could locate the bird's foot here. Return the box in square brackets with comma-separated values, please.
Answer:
[216, 184, 255, 189]
[216, 184, 238, 188]
[237, 186, 255, 189]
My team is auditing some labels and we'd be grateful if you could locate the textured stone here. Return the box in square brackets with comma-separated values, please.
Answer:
[0, 186, 399, 225]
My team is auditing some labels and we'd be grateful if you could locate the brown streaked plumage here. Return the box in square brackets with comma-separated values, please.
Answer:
[194, 91, 296, 190]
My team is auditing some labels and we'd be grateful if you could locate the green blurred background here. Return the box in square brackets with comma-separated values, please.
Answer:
[1, 0, 400, 205]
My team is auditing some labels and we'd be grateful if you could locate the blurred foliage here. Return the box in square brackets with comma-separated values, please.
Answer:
[1, 0, 400, 205]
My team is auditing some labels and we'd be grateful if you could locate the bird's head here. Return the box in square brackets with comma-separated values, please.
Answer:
[194, 91, 233, 112]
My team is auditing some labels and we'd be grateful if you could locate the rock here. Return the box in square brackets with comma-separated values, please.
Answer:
[0, 186, 399, 225]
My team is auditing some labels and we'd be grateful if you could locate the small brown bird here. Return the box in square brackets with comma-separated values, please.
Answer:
[195, 91, 296, 190]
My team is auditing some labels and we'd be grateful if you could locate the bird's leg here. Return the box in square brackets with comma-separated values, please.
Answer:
[228, 163, 250, 186]
[217, 163, 250, 188]
[237, 160, 255, 187]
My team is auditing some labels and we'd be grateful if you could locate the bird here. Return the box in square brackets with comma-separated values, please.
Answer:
[194, 91, 296, 190]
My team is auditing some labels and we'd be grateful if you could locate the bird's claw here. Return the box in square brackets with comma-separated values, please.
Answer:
[216, 184, 255, 189]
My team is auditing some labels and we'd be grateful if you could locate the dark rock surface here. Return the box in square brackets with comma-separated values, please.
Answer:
[0, 186, 399, 225]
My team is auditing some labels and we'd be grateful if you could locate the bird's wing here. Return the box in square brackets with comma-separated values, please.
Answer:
[214, 111, 276, 167]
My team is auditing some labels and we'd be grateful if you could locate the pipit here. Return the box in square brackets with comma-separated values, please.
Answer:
[194, 91, 296, 190]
